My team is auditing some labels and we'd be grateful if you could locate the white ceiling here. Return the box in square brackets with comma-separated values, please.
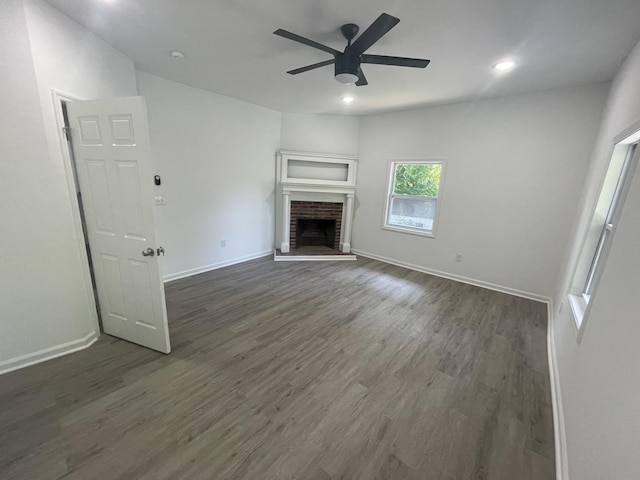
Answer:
[44, 0, 640, 115]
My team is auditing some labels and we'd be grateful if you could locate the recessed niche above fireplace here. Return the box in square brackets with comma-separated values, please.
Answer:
[279, 151, 356, 186]
[275, 151, 357, 261]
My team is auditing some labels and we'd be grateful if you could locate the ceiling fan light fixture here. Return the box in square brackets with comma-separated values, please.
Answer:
[335, 72, 359, 84]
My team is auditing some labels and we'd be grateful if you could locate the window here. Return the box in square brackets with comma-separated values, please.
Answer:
[583, 142, 636, 297]
[383, 160, 446, 237]
[569, 130, 639, 333]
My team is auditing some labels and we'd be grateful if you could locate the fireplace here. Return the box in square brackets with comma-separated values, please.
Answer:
[275, 151, 357, 259]
[290, 201, 342, 250]
[296, 219, 336, 249]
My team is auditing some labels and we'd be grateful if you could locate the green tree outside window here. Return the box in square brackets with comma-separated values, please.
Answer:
[393, 164, 441, 196]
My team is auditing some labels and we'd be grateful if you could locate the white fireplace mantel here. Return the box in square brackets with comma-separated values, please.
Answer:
[276, 151, 357, 255]
[282, 183, 356, 195]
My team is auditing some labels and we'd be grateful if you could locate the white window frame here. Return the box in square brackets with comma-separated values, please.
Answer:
[568, 126, 639, 341]
[382, 158, 447, 238]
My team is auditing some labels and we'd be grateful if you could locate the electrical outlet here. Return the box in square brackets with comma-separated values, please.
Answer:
[455, 253, 463, 262]
[220, 239, 226, 248]
[154, 195, 166, 205]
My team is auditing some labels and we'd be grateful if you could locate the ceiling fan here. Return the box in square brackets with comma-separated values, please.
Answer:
[274, 13, 430, 86]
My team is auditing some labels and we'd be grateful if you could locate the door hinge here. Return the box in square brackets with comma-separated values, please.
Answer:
[63, 126, 72, 141]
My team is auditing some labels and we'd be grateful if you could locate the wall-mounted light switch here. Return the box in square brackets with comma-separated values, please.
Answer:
[155, 196, 167, 205]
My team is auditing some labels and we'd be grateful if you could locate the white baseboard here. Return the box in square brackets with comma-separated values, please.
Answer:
[163, 250, 273, 283]
[352, 249, 550, 303]
[547, 302, 569, 480]
[0, 331, 99, 376]
[274, 250, 357, 262]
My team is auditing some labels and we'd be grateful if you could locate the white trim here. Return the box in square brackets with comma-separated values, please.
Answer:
[566, 130, 639, 342]
[282, 194, 355, 254]
[0, 332, 99, 376]
[382, 158, 447, 239]
[278, 149, 357, 161]
[381, 224, 436, 238]
[51, 90, 100, 334]
[547, 302, 569, 480]
[567, 293, 589, 343]
[281, 183, 357, 195]
[278, 150, 358, 187]
[163, 250, 273, 282]
[352, 249, 550, 303]
[274, 251, 357, 262]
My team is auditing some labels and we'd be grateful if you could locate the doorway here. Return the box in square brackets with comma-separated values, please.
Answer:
[53, 93, 171, 353]
[60, 100, 103, 330]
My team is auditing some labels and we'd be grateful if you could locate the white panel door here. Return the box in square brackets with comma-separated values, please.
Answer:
[67, 96, 170, 354]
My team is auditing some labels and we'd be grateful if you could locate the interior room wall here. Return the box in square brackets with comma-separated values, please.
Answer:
[353, 83, 609, 299]
[0, 0, 136, 372]
[24, 0, 138, 158]
[280, 113, 360, 156]
[276, 114, 360, 250]
[136, 72, 282, 280]
[552, 38, 640, 480]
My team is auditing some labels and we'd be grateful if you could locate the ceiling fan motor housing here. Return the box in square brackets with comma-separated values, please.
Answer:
[335, 49, 360, 83]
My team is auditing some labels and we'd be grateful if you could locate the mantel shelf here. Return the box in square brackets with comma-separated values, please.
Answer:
[281, 183, 356, 195]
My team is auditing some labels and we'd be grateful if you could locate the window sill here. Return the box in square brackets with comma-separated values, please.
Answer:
[382, 224, 435, 238]
[567, 293, 590, 342]
[567, 294, 586, 328]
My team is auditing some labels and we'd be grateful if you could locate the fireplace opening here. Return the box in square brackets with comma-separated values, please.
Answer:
[296, 219, 336, 249]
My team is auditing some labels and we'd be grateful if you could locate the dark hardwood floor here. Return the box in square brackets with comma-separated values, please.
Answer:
[0, 256, 555, 479]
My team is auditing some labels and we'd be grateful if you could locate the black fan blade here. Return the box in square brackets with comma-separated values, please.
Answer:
[355, 68, 368, 86]
[287, 59, 335, 75]
[351, 13, 400, 55]
[362, 54, 430, 68]
[274, 29, 341, 56]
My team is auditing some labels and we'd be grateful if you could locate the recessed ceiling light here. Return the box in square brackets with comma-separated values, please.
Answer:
[493, 60, 517, 71]
[342, 96, 354, 104]
[170, 51, 185, 59]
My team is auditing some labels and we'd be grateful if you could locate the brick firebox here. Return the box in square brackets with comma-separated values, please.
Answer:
[290, 201, 343, 250]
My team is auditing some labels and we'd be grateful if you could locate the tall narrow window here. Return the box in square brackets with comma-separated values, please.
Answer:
[569, 131, 639, 332]
[383, 160, 446, 237]
[583, 142, 636, 297]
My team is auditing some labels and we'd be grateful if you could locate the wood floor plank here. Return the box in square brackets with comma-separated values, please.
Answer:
[0, 256, 554, 479]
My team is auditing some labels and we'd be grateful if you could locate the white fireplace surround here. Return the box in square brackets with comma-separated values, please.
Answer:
[276, 151, 357, 254]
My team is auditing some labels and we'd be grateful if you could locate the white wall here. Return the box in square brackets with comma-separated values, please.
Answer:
[276, 114, 359, 250]
[280, 113, 359, 156]
[136, 72, 282, 280]
[552, 39, 640, 480]
[353, 84, 608, 299]
[0, 0, 137, 372]
[24, 0, 137, 162]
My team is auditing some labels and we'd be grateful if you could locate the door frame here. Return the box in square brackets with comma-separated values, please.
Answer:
[52, 89, 101, 336]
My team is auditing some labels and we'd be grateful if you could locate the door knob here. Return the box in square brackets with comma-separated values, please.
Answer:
[142, 247, 155, 257]
[157, 246, 165, 256]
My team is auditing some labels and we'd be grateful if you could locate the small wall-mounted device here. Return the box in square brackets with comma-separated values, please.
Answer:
[154, 175, 161, 186]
